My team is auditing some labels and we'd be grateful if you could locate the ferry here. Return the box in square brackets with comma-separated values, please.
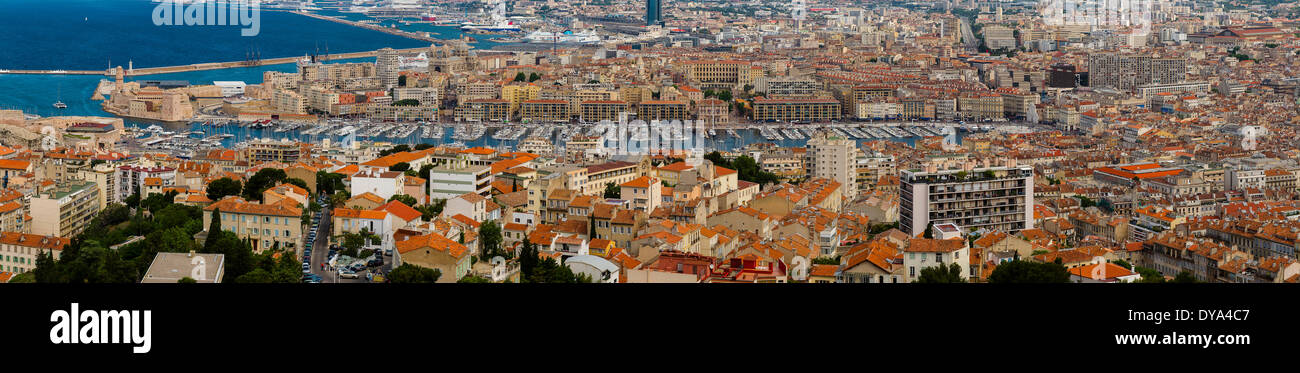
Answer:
[460, 19, 521, 32]
[524, 29, 601, 44]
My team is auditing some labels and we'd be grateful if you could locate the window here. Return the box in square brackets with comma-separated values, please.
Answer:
[909, 266, 915, 277]
[935, 253, 942, 262]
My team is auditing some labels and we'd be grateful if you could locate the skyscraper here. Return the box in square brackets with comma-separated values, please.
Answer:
[646, 0, 662, 26]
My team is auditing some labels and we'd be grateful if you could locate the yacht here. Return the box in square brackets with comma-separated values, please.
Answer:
[53, 101, 67, 109]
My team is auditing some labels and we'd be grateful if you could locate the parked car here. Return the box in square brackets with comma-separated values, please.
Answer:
[339, 270, 359, 279]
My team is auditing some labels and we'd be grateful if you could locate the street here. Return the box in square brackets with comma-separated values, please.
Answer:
[306, 200, 391, 283]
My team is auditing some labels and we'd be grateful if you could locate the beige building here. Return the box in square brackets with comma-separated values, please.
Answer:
[30, 181, 100, 238]
[0, 232, 70, 275]
[393, 232, 472, 283]
[202, 196, 304, 253]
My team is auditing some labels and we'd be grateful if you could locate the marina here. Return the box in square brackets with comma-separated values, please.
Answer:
[121, 119, 999, 158]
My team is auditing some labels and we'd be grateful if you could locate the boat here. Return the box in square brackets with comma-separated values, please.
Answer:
[53, 101, 67, 109]
[460, 19, 521, 32]
[523, 29, 601, 44]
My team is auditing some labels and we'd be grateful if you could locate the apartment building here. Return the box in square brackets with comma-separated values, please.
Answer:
[30, 181, 101, 238]
[636, 100, 690, 121]
[751, 98, 842, 122]
[807, 134, 858, 198]
[900, 165, 1034, 237]
[202, 196, 304, 253]
[521, 99, 572, 122]
[0, 232, 70, 274]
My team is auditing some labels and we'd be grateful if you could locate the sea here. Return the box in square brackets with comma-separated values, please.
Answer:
[0, 0, 953, 151]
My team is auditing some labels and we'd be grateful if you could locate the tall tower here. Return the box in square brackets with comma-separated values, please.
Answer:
[792, 0, 807, 30]
[646, 0, 662, 26]
[376, 48, 400, 90]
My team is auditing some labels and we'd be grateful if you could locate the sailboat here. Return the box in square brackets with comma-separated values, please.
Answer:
[53, 85, 67, 109]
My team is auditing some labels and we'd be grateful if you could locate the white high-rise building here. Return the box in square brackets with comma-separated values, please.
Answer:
[807, 133, 857, 198]
[900, 165, 1034, 237]
[376, 47, 400, 90]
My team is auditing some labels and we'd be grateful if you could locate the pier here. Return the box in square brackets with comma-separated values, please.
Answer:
[281, 10, 445, 43]
[0, 47, 427, 77]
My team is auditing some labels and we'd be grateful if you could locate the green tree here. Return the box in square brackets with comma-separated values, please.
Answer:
[206, 177, 242, 201]
[389, 264, 442, 283]
[603, 182, 620, 198]
[284, 178, 310, 192]
[457, 275, 492, 283]
[528, 72, 540, 82]
[242, 168, 288, 201]
[393, 99, 420, 107]
[1172, 271, 1198, 283]
[812, 256, 840, 265]
[915, 263, 967, 283]
[398, 74, 407, 87]
[178, 277, 197, 283]
[390, 162, 411, 172]
[987, 260, 1071, 283]
[479, 221, 503, 261]
[1135, 266, 1165, 283]
[389, 194, 418, 207]
[514, 72, 527, 82]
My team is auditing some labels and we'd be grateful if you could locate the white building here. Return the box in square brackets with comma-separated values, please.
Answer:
[807, 134, 858, 198]
[213, 81, 247, 97]
[351, 169, 405, 200]
[427, 163, 492, 200]
[902, 223, 970, 282]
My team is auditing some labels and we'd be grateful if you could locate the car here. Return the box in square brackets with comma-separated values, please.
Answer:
[338, 270, 359, 279]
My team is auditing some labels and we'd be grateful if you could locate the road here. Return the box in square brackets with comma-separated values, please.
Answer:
[306, 200, 391, 283]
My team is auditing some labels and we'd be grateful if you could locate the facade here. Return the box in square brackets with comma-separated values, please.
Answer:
[807, 135, 858, 198]
[636, 100, 690, 121]
[900, 166, 1034, 237]
[428, 163, 492, 200]
[30, 181, 100, 238]
[0, 232, 70, 275]
[751, 98, 841, 122]
[203, 197, 304, 253]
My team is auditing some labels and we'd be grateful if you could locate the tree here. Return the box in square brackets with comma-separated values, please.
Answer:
[514, 72, 526, 82]
[330, 191, 350, 207]
[390, 162, 411, 172]
[1110, 259, 1132, 270]
[418, 163, 435, 180]
[389, 194, 418, 207]
[603, 182, 620, 198]
[1172, 271, 1198, 283]
[242, 168, 288, 201]
[284, 178, 309, 192]
[379, 144, 411, 157]
[1135, 266, 1165, 283]
[923, 221, 935, 239]
[178, 277, 198, 283]
[716, 90, 732, 102]
[1074, 195, 1096, 208]
[457, 275, 492, 283]
[388, 264, 442, 283]
[204, 208, 223, 249]
[206, 177, 242, 201]
[812, 256, 840, 265]
[393, 99, 420, 106]
[915, 263, 967, 283]
[397, 74, 407, 87]
[987, 260, 1070, 283]
[479, 221, 503, 261]
[528, 72, 540, 82]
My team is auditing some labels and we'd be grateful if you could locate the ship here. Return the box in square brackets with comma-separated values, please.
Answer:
[524, 29, 601, 44]
[53, 101, 67, 109]
[460, 18, 521, 32]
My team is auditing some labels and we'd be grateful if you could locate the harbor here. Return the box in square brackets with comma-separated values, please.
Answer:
[122, 119, 1003, 158]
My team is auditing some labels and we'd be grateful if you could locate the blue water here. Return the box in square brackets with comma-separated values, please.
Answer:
[0, 0, 431, 70]
[0, 0, 949, 152]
